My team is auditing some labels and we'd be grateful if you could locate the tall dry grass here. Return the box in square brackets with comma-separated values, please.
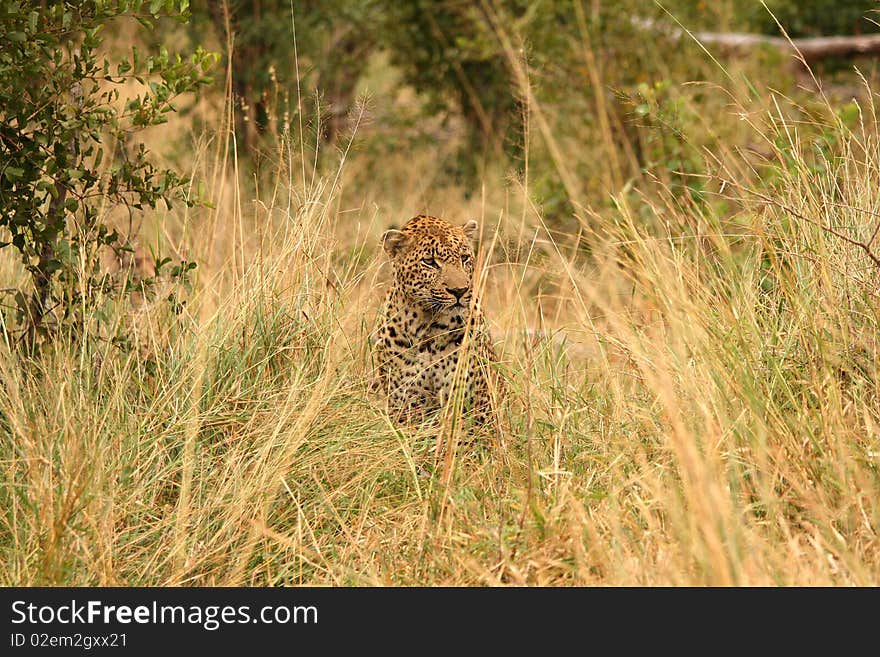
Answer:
[1, 14, 879, 585]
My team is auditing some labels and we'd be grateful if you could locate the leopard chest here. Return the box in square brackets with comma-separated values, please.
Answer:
[382, 309, 468, 393]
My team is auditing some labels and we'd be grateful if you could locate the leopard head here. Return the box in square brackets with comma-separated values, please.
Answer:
[383, 215, 479, 313]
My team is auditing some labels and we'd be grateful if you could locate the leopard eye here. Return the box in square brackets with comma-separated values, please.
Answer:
[422, 257, 439, 268]
[461, 253, 472, 265]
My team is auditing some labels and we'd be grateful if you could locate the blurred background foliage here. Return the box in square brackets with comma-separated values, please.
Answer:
[176, 1, 880, 216]
[7, 0, 880, 259]
[746, 0, 880, 36]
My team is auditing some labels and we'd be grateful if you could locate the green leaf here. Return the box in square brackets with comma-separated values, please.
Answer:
[4, 167, 25, 180]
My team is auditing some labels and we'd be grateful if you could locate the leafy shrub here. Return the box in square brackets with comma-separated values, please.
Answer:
[0, 0, 216, 349]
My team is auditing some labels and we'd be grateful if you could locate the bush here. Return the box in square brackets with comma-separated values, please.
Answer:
[0, 0, 215, 349]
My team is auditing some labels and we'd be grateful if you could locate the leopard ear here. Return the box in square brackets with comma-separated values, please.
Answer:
[382, 229, 408, 257]
[462, 219, 479, 241]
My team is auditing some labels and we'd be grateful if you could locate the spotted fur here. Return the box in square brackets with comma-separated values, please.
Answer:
[373, 215, 500, 424]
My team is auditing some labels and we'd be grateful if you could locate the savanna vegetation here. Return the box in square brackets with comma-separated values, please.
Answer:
[1, 0, 879, 585]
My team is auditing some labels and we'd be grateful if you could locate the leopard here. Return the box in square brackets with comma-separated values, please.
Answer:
[372, 214, 502, 426]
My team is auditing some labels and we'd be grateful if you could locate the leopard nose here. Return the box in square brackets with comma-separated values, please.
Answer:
[446, 286, 468, 301]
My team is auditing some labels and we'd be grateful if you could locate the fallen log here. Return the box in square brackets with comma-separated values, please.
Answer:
[694, 31, 880, 62]
[634, 18, 880, 62]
